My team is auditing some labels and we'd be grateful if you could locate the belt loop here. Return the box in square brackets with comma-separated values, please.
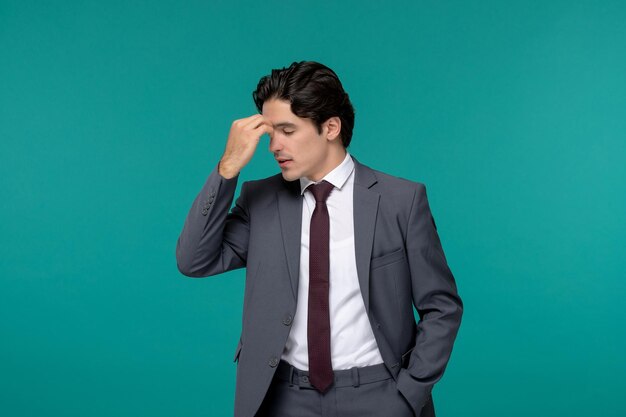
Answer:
[288, 365, 295, 387]
[351, 367, 360, 387]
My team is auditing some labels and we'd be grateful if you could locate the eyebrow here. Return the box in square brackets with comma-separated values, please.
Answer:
[273, 122, 297, 129]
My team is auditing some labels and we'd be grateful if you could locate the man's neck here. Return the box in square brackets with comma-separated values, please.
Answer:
[308, 148, 347, 182]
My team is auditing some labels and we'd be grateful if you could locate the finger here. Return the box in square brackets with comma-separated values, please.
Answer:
[232, 114, 262, 130]
[253, 122, 274, 137]
[250, 117, 273, 131]
[241, 114, 265, 128]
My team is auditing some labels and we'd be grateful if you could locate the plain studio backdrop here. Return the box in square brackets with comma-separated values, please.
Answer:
[1, 1, 624, 416]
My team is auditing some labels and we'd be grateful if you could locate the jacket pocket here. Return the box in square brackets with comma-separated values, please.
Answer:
[370, 247, 406, 270]
[401, 346, 414, 368]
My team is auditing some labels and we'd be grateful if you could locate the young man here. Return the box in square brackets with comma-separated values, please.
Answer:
[176, 61, 463, 417]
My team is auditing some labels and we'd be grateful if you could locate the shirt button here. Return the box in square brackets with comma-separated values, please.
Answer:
[268, 357, 279, 367]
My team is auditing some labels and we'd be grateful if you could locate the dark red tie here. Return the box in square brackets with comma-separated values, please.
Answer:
[306, 180, 335, 393]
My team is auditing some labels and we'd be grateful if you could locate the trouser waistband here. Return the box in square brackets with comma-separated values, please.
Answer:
[275, 360, 391, 389]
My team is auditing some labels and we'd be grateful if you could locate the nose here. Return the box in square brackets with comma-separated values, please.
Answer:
[269, 132, 283, 153]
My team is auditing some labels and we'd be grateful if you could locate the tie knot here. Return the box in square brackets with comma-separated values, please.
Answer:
[307, 180, 334, 203]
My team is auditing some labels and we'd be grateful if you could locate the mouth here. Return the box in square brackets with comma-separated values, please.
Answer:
[276, 158, 293, 168]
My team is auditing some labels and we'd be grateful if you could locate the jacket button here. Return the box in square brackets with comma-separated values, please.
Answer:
[269, 357, 279, 367]
[201, 208, 208, 215]
[283, 314, 293, 326]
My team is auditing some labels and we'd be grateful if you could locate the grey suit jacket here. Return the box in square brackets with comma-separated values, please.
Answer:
[176, 155, 463, 417]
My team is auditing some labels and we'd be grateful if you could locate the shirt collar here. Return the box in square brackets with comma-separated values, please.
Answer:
[299, 151, 354, 195]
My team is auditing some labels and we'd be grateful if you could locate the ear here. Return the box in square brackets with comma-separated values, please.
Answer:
[324, 116, 342, 141]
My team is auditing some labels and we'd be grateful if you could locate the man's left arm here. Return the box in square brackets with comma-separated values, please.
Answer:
[397, 183, 464, 414]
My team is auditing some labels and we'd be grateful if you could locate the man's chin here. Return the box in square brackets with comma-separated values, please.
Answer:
[280, 171, 299, 182]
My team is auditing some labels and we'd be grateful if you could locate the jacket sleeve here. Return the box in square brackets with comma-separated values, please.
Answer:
[396, 183, 464, 413]
[175, 162, 250, 277]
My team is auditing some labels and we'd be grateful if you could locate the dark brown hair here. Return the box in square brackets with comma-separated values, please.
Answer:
[252, 61, 355, 148]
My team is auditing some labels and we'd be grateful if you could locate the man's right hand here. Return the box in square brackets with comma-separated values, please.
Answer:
[218, 114, 274, 179]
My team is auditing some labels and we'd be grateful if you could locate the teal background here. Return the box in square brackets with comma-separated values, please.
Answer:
[1, 1, 625, 416]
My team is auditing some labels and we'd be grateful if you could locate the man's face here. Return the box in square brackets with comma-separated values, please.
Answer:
[263, 98, 332, 182]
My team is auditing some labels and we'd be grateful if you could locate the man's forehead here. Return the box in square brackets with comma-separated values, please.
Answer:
[262, 99, 301, 126]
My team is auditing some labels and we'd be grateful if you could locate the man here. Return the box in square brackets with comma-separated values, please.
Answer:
[176, 61, 463, 417]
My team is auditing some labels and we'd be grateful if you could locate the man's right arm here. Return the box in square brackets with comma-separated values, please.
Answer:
[176, 113, 273, 277]
[175, 161, 250, 277]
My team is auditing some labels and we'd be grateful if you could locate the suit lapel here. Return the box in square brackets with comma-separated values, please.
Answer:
[275, 155, 379, 309]
[351, 156, 379, 312]
[277, 179, 302, 301]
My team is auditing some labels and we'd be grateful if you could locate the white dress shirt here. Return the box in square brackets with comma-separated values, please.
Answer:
[280, 151, 384, 370]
